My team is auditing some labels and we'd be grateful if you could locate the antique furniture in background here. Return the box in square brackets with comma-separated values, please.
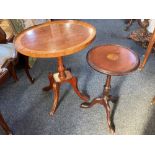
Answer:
[0, 26, 18, 83]
[9, 19, 48, 67]
[127, 19, 155, 51]
[0, 26, 34, 84]
[14, 20, 96, 115]
[81, 44, 140, 133]
[0, 26, 14, 134]
[0, 26, 16, 135]
[125, 19, 141, 31]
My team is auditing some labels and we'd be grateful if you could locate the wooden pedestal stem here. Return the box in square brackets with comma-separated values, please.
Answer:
[57, 57, 66, 80]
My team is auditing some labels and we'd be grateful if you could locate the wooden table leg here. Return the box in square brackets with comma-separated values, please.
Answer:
[24, 56, 35, 83]
[8, 60, 19, 82]
[0, 112, 12, 135]
[68, 76, 89, 102]
[81, 75, 116, 134]
[48, 73, 60, 115]
[43, 57, 89, 115]
[139, 28, 155, 70]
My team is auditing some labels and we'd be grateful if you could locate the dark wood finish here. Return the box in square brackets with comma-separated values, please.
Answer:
[1, 58, 18, 82]
[17, 53, 35, 83]
[139, 28, 155, 70]
[81, 75, 115, 133]
[0, 26, 7, 43]
[24, 55, 35, 83]
[14, 20, 96, 115]
[0, 112, 12, 135]
[0, 69, 9, 85]
[81, 44, 140, 133]
[87, 44, 140, 76]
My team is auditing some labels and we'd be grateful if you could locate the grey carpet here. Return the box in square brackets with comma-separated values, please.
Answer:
[1, 19, 155, 135]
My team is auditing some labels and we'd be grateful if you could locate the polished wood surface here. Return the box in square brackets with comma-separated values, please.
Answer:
[87, 44, 140, 76]
[14, 20, 96, 58]
[14, 20, 95, 115]
[81, 44, 140, 133]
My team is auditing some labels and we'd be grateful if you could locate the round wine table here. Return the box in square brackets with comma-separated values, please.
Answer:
[14, 20, 96, 116]
[80, 44, 140, 133]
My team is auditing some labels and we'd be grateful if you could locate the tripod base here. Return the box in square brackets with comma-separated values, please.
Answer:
[43, 70, 89, 116]
[81, 75, 118, 134]
[81, 95, 117, 134]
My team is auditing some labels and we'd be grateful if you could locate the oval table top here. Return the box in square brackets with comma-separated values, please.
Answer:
[14, 20, 96, 58]
[87, 44, 140, 76]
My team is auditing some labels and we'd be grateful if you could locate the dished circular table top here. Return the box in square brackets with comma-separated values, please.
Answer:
[87, 44, 140, 76]
[14, 20, 96, 58]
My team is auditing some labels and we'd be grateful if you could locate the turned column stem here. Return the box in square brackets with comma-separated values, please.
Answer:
[103, 75, 111, 96]
[57, 57, 66, 80]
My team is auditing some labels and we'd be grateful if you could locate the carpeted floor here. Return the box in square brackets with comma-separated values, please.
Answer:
[1, 19, 155, 135]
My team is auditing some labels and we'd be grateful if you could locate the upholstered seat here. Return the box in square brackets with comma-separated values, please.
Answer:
[0, 43, 17, 68]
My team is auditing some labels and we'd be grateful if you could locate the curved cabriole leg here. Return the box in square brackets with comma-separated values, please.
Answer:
[49, 82, 60, 116]
[80, 98, 103, 108]
[0, 113, 12, 135]
[24, 68, 35, 83]
[80, 75, 115, 134]
[48, 73, 60, 116]
[102, 98, 115, 134]
[68, 76, 89, 102]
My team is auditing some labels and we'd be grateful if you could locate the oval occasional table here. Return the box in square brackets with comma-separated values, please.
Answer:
[14, 20, 96, 116]
[80, 44, 140, 133]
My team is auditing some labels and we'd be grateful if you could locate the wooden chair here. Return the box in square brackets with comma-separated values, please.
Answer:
[0, 26, 34, 83]
[139, 27, 155, 70]
[0, 26, 34, 134]
[0, 26, 18, 82]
